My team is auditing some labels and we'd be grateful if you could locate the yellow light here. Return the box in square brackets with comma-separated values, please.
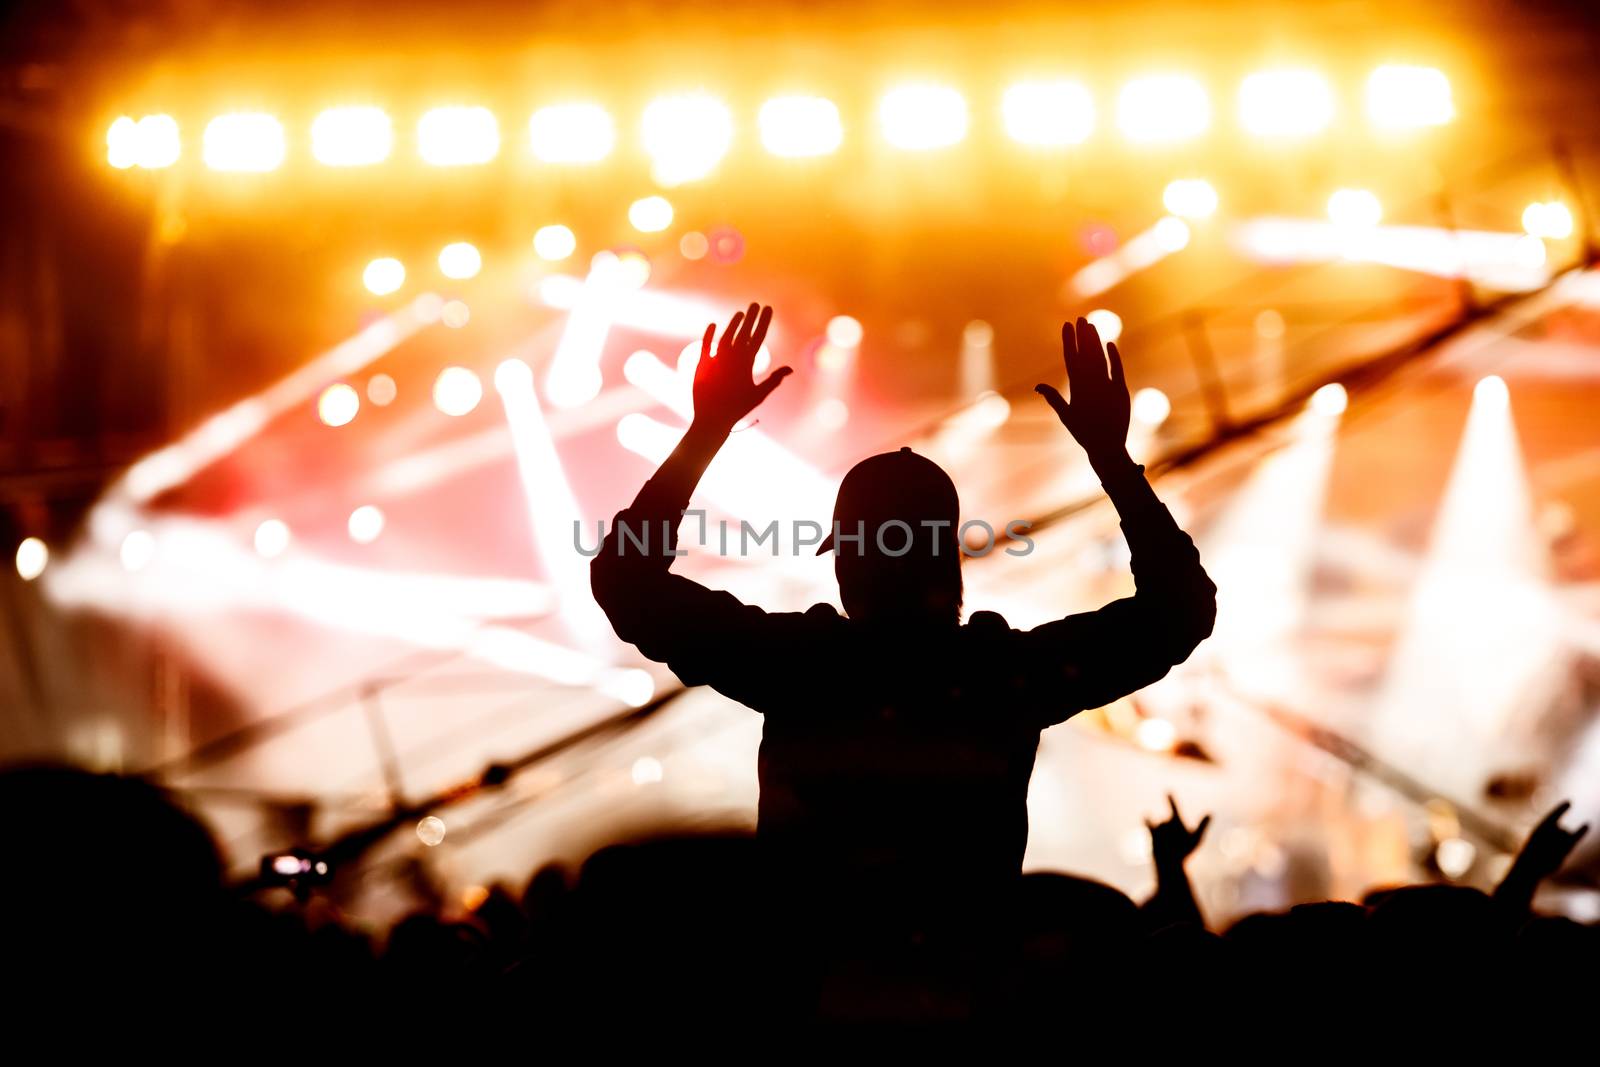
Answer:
[529, 103, 614, 163]
[616, 251, 651, 289]
[1366, 65, 1454, 129]
[1152, 216, 1192, 252]
[15, 537, 48, 581]
[202, 112, 285, 172]
[433, 366, 483, 416]
[679, 232, 709, 260]
[318, 383, 360, 427]
[629, 195, 674, 233]
[416, 816, 447, 846]
[1085, 309, 1123, 343]
[1132, 387, 1171, 426]
[438, 241, 482, 280]
[1238, 69, 1335, 137]
[1162, 178, 1218, 220]
[418, 106, 500, 166]
[311, 106, 392, 166]
[1001, 80, 1094, 146]
[1328, 188, 1382, 228]
[254, 519, 291, 558]
[107, 114, 180, 169]
[367, 374, 397, 406]
[1117, 75, 1210, 143]
[826, 315, 864, 348]
[879, 83, 968, 150]
[533, 224, 577, 261]
[1522, 201, 1574, 240]
[441, 299, 471, 328]
[1310, 382, 1348, 417]
[363, 257, 405, 296]
[758, 95, 843, 158]
[641, 93, 733, 185]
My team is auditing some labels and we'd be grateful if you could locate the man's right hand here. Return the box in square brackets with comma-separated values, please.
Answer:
[1036, 317, 1133, 477]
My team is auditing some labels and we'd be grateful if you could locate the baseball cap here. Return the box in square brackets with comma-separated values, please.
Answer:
[816, 447, 961, 555]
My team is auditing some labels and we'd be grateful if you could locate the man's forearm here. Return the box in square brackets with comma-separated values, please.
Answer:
[631, 420, 731, 519]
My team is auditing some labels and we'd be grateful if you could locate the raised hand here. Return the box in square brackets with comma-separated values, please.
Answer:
[1147, 794, 1211, 868]
[692, 302, 793, 433]
[1512, 800, 1589, 882]
[1035, 317, 1132, 473]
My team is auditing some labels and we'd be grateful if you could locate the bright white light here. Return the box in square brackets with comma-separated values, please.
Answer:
[544, 254, 629, 408]
[108, 114, 180, 169]
[317, 383, 360, 427]
[1512, 236, 1547, 271]
[1163, 178, 1218, 220]
[1239, 70, 1335, 136]
[1002, 80, 1095, 147]
[826, 315, 864, 348]
[433, 367, 483, 416]
[311, 107, 392, 166]
[1328, 188, 1383, 229]
[759, 95, 843, 157]
[438, 241, 482, 280]
[254, 519, 290, 558]
[1474, 374, 1509, 409]
[120, 530, 155, 572]
[1117, 75, 1210, 143]
[1522, 201, 1574, 240]
[441, 300, 470, 328]
[879, 83, 968, 150]
[203, 113, 286, 172]
[533, 224, 576, 261]
[1085, 309, 1123, 343]
[1136, 717, 1177, 751]
[347, 505, 385, 544]
[1132, 387, 1171, 426]
[367, 374, 397, 406]
[1153, 216, 1192, 252]
[1310, 382, 1348, 417]
[679, 232, 709, 260]
[616, 251, 651, 289]
[416, 816, 447, 846]
[631, 756, 664, 786]
[15, 537, 48, 581]
[363, 257, 405, 296]
[816, 398, 850, 431]
[528, 103, 614, 163]
[629, 195, 674, 233]
[1436, 837, 1476, 878]
[418, 106, 500, 166]
[1366, 65, 1454, 129]
[641, 93, 733, 185]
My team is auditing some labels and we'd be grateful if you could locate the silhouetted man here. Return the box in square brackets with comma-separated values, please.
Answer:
[592, 305, 1215, 922]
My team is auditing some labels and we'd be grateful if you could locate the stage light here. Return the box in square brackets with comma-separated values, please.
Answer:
[1522, 201, 1574, 240]
[1136, 717, 1176, 752]
[441, 300, 471, 329]
[1085, 309, 1123, 344]
[363, 257, 405, 296]
[254, 519, 290, 558]
[108, 114, 180, 169]
[960, 319, 995, 396]
[679, 231, 709, 260]
[879, 83, 968, 150]
[628, 195, 675, 234]
[759, 95, 843, 157]
[632, 756, 664, 786]
[120, 530, 155, 572]
[1436, 837, 1476, 878]
[616, 251, 651, 289]
[826, 315, 864, 348]
[816, 398, 850, 431]
[641, 93, 733, 185]
[433, 367, 483, 416]
[1310, 382, 1348, 417]
[1328, 188, 1382, 229]
[1238, 69, 1334, 137]
[1512, 236, 1546, 271]
[1002, 80, 1094, 147]
[533, 224, 576, 261]
[367, 374, 397, 406]
[15, 537, 47, 581]
[1132, 387, 1171, 426]
[318, 383, 360, 426]
[203, 113, 286, 172]
[438, 241, 482, 280]
[1475, 374, 1508, 409]
[1117, 75, 1209, 143]
[1163, 178, 1218, 220]
[1256, 308, 1286, 340]
[347, 505, 385, 544]
[1153, 216, 1191, 251]
[416, 816, 447, 846]
[311, 106, 392, 166]
[1366, 65, 1453, 129]
[528, 102, 614, 163]
[418, 106, 500, 165]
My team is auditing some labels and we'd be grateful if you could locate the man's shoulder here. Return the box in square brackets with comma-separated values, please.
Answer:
[963, 609, 1013, 633]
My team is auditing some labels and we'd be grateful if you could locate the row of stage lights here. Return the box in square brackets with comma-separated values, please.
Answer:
[106, 65, 1454, 178]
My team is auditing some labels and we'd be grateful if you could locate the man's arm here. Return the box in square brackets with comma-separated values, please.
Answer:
[1493, 800, 1589, 917]
[591, 304, 797, 682]
[1021, 318, 1217, 721]
[1140, 795, 1211, 931]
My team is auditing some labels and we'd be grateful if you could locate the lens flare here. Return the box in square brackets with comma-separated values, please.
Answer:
[311, 106, 392, 166]
[879, 83, 968, 150]
[1239, 70, 1335, 137]
[641, 93, 733, 185]
[533, 224, 577, 261]
[418, 106, 500, 165]
[759, 95, 843, 157]
[529, 102, 614, 163]
[363, 257, 405, 296]
[203, 113, 286, 172]
[1002, 80, 1094, 147]
[1117, 75, 1210, 143]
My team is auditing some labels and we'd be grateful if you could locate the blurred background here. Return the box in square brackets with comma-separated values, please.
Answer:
[2, 0, 1599, 927]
